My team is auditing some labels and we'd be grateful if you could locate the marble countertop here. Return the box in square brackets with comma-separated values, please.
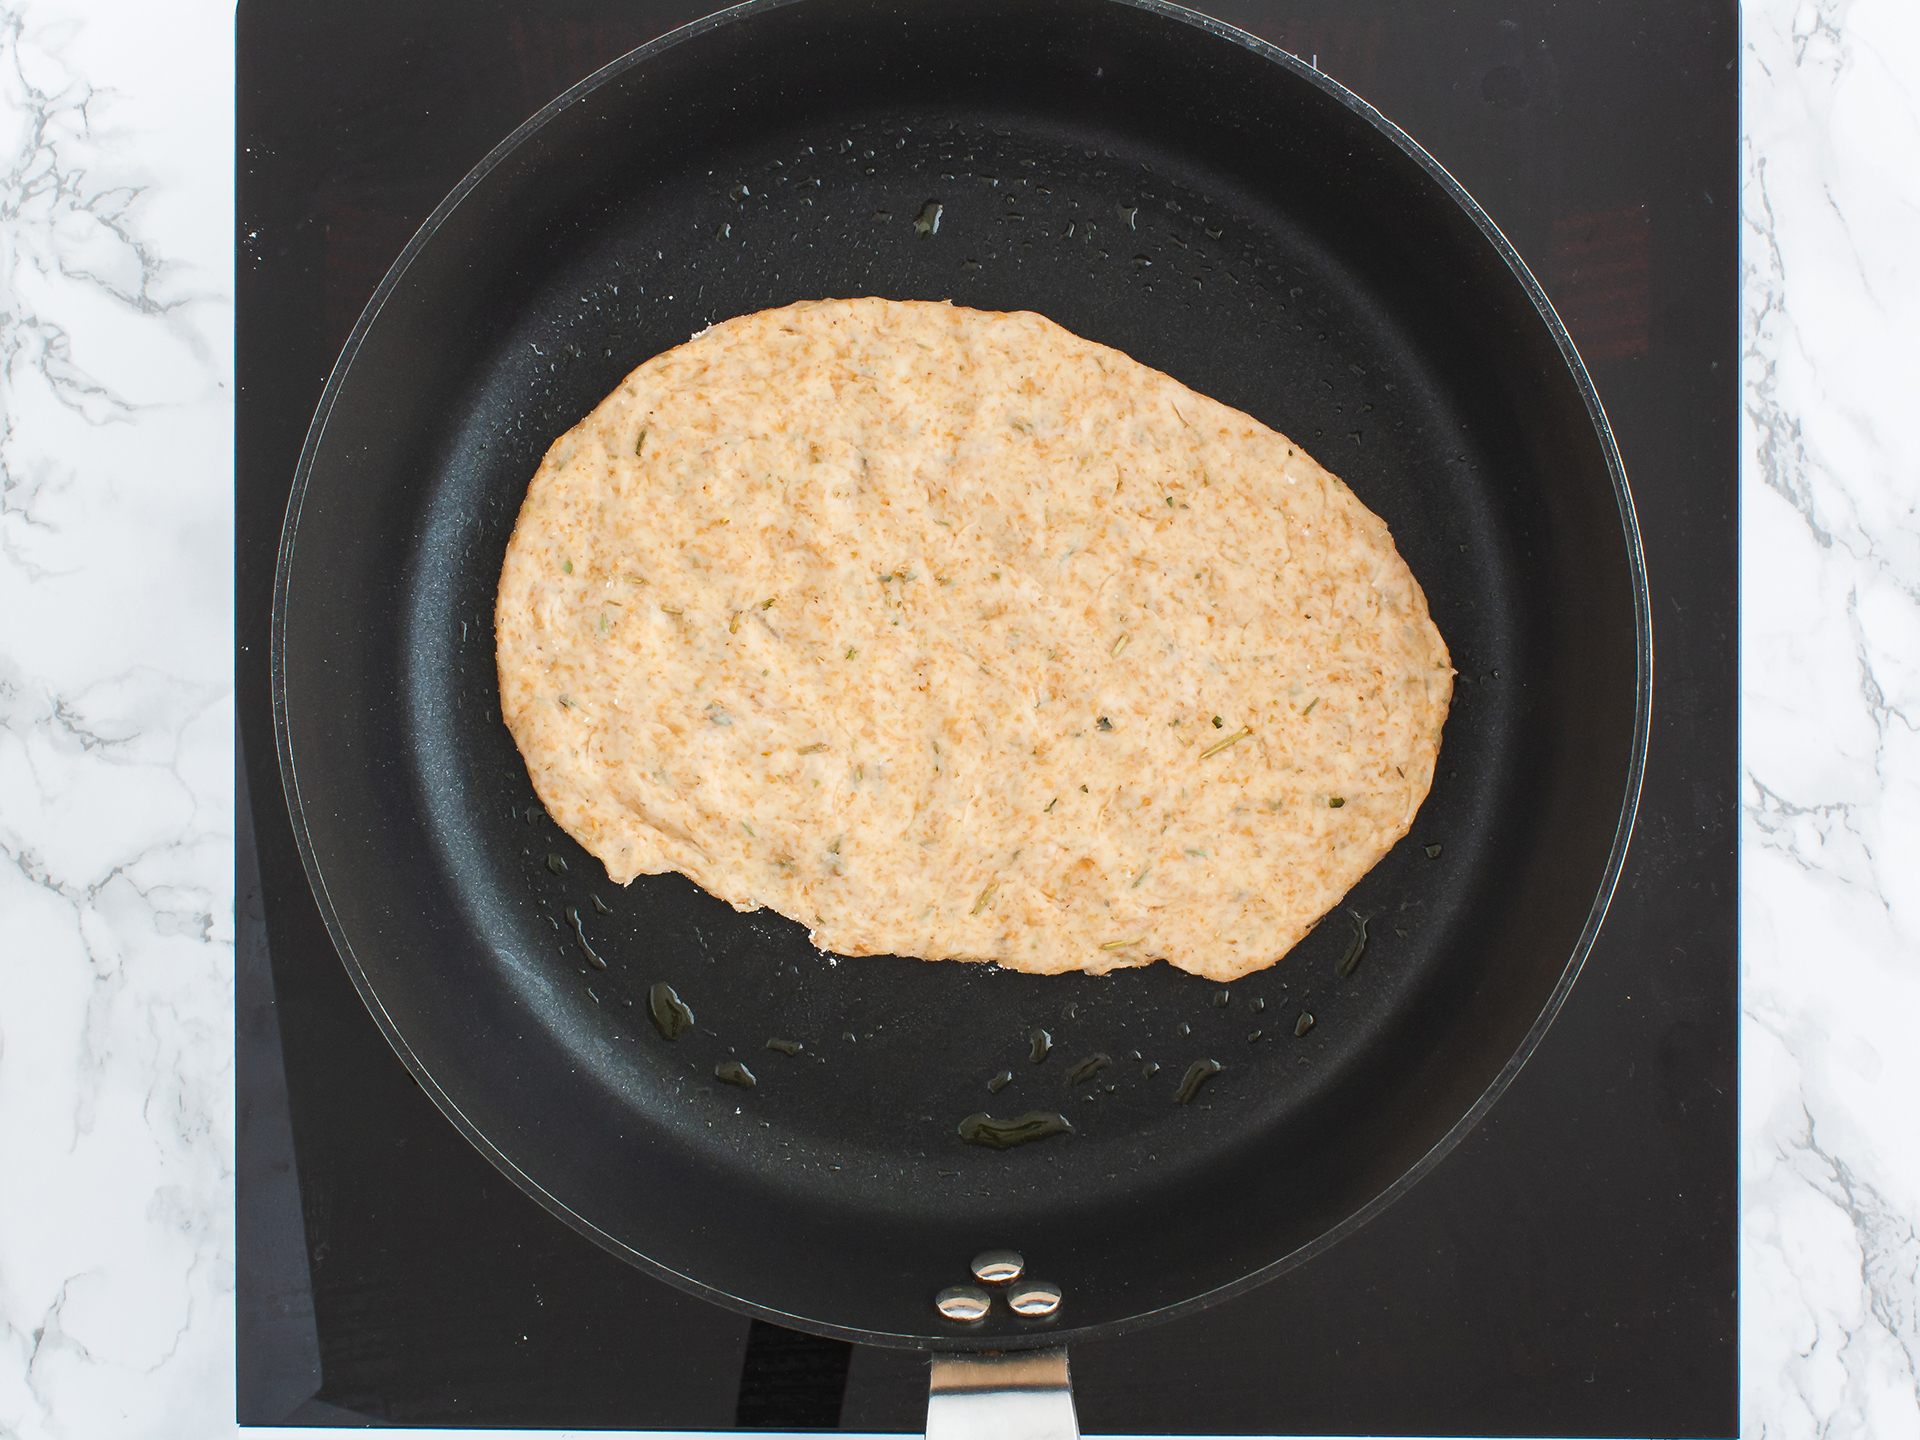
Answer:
[0, 0, 1913, 1435]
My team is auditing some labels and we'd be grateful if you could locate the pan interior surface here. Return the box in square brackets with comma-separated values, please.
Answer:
[275, 0, 1644, 1347]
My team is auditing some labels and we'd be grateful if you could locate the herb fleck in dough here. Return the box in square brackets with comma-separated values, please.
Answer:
[496, 298, 1452, 982]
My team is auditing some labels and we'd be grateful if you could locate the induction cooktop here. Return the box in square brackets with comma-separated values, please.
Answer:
[236, 1, 1737, 1431]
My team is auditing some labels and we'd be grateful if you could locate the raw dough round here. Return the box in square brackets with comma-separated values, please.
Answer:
[496, 298, 1451, 981]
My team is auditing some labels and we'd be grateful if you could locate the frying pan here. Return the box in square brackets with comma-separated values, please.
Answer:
[273, 0, 1649, 1361]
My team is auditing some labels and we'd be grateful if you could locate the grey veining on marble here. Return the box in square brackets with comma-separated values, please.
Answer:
[0, 0, 1916, 1434]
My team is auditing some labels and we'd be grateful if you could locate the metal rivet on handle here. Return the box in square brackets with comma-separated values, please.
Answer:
[934, 1284, 991, 1322]
[1007, 1280, 1062, 1317]
[970, 1249, 1025, 1285]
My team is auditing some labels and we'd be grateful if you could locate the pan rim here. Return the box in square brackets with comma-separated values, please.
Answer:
[269, 0, 1654, 1351]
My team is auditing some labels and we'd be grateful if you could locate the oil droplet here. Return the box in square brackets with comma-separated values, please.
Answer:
[570, 917, 608, 969]
[1425, 843, 1443, 859]
[1251, 997, 1266, 1013]
[1294, 1011, 1316, 1037]
[957, 1112, 1074, 1149]
[647, 982, 694, 1040]
[1177, 1021, 1191, 1038]
[765, 1037, 804, 1055]
[1029, 1027, 1053, 1063]
[1336, 911, 1369, 978]
[913, 200, 944, 236]
[1126, 1050, 1142, 1062]
[1143, 1061, 1161, 1077]
[1066, 1053, 1111, 1086]
[544, 853, 569, 876]
[1175, 1059, 1222, 1104]
[988, 1069, 1014, 1094]
[1247, 1029, 1263, 1043]
[591, 894, 614, 915]
[1061, 1002, 1077, 1021]
[1213, 988, 1231, 1008]
[716, 1060, 756, 1089]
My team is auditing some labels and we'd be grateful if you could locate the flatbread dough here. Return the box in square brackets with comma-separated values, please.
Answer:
[496, 298, 1451, 981]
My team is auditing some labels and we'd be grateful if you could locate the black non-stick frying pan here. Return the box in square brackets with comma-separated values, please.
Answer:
[273, 0, 1649, 1355]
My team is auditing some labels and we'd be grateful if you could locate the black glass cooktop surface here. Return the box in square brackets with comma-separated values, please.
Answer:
[236, 1, 1736, 1432]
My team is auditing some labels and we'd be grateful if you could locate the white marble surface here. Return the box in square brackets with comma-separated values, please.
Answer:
[1741, 2, 1920, 1435]
[0, 1, 235, 1436]
[0, 0, 1914, 1434]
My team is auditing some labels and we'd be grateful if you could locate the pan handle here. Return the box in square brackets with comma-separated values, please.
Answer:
[926, 1347, 1079, 1440]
